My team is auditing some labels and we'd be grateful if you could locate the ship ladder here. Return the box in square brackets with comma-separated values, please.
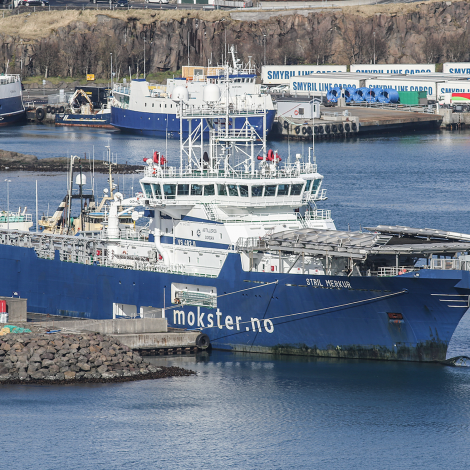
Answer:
[203, 203, 218, 222]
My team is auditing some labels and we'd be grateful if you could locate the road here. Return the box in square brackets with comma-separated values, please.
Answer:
[2, 0, 208, 10]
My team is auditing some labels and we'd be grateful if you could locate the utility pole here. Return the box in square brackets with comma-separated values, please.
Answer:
[263, 34, 266, 66]
[373, 32, 376, 65]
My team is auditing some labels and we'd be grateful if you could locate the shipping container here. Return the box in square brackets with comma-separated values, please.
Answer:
[262, 65, 348, 85]
[397, 91, 427, 105]
[351, 64, 435, 74]
[276, 99, 320, 119]
[182, 66, 225, 79]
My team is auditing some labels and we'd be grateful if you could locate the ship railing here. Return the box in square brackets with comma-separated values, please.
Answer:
[143, 164, 316, 179]
[0, 213, 32, 223]
[304, 209, 332, 221]
[117, 228, 150, 242]
[302, 189, 327, 202]
[430, 258, 470, 271]
[377, 266, 421, 277]
[236, 237, 268, 251]
[182, 105, 268, 118]
[0, 74, 21, 85]
[112, 84, 130, 95]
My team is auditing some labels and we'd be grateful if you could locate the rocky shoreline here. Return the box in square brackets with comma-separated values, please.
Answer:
[0, 331, 196, 385]
[0, 150, 141, 174]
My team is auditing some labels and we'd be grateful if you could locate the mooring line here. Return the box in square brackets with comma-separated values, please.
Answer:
[207, 289, 409, 339]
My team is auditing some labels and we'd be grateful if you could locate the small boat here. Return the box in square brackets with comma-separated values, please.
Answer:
[0, 207, 33, 231]
[55, 87, 114, 129]
[38, 153, 133, 235]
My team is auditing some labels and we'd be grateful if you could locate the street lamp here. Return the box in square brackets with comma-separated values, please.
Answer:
[4, 179, 11, 230]
[144, 36, 146, 79]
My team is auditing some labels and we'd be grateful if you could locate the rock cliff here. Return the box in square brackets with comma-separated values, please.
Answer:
[0, 1, 469, 78]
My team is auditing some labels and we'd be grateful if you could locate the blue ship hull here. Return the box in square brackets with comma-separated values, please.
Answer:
[110, 107, 277, 138]
[0, 95, 25, 126]
[1, 243, 469, 361]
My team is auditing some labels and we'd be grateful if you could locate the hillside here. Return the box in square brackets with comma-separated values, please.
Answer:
[0, 1, 469, 79]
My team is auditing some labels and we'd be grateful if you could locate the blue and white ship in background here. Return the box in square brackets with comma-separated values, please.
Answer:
[110, 47, 276, 137]
[0, 74, 25, 126]
[2, 95, 470, 362]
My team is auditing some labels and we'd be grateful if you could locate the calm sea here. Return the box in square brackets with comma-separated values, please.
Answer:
[1, 124, 470, 469]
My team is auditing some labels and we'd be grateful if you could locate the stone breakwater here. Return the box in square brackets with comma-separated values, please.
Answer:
[0, 150, 141, 174]
[0, 332, 195, 385]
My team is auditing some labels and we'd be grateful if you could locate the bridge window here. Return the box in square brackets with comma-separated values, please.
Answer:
[204, 184, 215, 196]
[265, 185, 277, 197]
[311, 179, 321, 194]
[217, 184, 227, 196]
[305, 180, 312, 192]
[177, 184, 189, 196]
[151, 184, 162, 197]
[163, 184, 176, 199]
[191, 184, 202, 196]
[239, 185, 249, 197]
[278, 184, 290, 196]
[252, 185, 264, 197]
[142, 183, 152, 198]
[228, 184, 239, 196]
[291, 184, 303, 196]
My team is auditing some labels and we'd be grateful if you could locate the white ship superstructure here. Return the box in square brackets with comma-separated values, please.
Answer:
[106, 96, 334, 278]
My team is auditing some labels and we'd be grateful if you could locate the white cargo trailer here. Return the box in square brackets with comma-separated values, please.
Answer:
[443, 63, 470, 74]
[262, 65, 348, 85]
[289, 76, 364, 95]
[351, 64, 435, 74]
[437, 81, 470, 104]
[364, 78, 444, 100]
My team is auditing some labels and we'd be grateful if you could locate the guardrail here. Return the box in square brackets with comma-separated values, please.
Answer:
[1, 3, 213, 15]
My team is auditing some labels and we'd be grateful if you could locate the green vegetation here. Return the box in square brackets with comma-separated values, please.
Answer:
[21, 70, 183, 88]
[145, 70, 182, 83]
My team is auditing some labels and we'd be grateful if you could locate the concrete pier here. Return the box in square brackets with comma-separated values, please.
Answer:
[273, 105, 443, 139]
[438, 108, 470, 129]
[29, 316, 207, 352]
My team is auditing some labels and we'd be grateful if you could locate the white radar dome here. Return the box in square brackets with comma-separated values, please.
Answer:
[203, 84, 221, 103]
[171, 86, 189, 102]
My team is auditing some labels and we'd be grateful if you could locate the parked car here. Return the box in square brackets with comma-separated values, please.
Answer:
[16, 0, 48, 6]
[146, 0, 169, 3]
[116, 0, 129, 6]
[270, 85, 289, 94]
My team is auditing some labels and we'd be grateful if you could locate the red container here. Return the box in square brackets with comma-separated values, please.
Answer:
[0, 300, 6, 314]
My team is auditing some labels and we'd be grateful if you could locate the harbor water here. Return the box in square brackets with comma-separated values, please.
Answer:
[1, 124, 470, 468]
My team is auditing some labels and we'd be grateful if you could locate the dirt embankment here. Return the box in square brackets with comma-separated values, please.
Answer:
[0, 0, 469, 78]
